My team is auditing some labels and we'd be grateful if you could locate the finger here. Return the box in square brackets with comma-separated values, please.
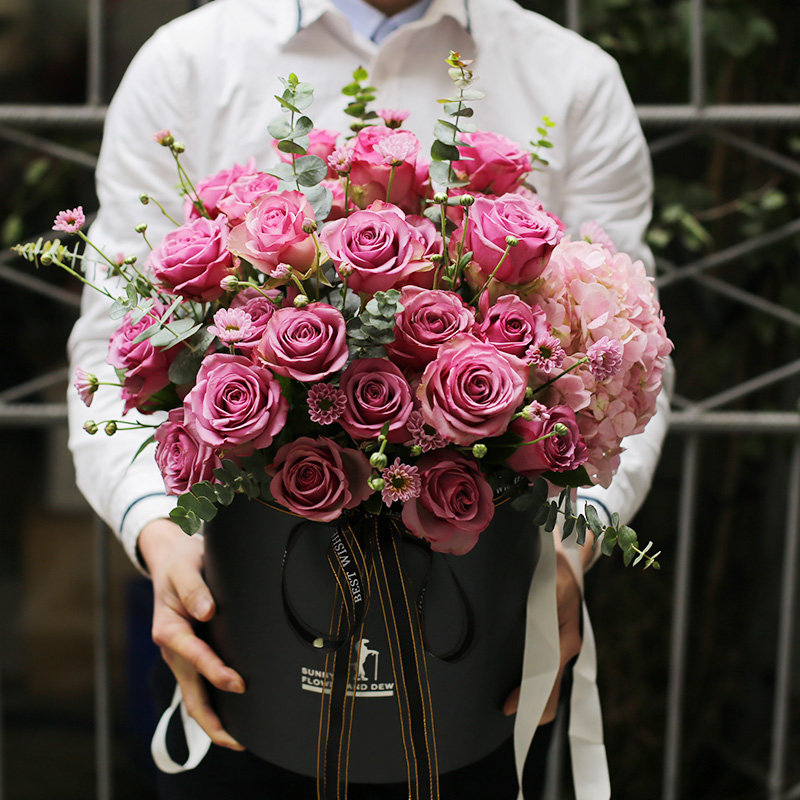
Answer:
[170, 560, 216, 623]
[156, 619, 245, 693]
[503, 686, 520, 716]
[171, 661, 245, 751]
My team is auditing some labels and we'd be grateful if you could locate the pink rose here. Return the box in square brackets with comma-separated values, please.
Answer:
[459, 193, 564, 286]
[348, 126, 428, 213]
[478, 294, 549, 359]
[401, 450, 495, 555]
[107, 305, 183, 414]
[227, 190, 317, 275]
[506, 404, 588, 480]
[154, 407, 222, 495]
[275, 128, 340, 179]
[183, 353, 288, 451]
[184, 158, 257, 220]
[320, 201, 433, 295]
[417, 333, 529, 446]
[452, 130, 533, 195]
[254, 302, 349, 382]
[229, 287, 280, 354]
[385, 286, 477, 372]
[338, 358, 414, 443]
[147, 216, 234, 302]
[269, 437, 371, 522]
[217, 171, 281, 224]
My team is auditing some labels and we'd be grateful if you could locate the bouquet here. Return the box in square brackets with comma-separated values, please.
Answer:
[16, 52, 672, 797]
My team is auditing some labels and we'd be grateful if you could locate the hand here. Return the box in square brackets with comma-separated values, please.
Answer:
[503, 547, 583, 721]
[139, 518, 246, 750]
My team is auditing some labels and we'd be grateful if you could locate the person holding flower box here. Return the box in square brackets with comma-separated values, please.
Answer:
[60, 0, 674, 798]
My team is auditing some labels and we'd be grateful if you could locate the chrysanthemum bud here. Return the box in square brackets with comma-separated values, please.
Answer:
[220, 275, 239, 292]
[525, 386, 534, 401]
[294, 294, 310, 308]
[471, 443, 488, 459]
[459, 194, 475, 207]
[135, 223, 148, 234]
[369, 476, 386, 492]
[302, 219, 318, 234]
[370, 452, 388, 470]
[83, 421, 98, 435]
[172, 142, 185, 154]
[104, 421, 118, 436]
[553, 422, 569, 437]
[124, 255, 137, 265]
[505, 235, 519, 247]
[433, 192, 448, 205]
[410, 445, 423, 457]
[337, 263, 354, 278]
[429, 253, 443, 263]
[139, 193, 150, 205]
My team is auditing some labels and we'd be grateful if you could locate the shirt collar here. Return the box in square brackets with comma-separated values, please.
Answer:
[288, 0, 470, 44]
[330, 0, 434, 43]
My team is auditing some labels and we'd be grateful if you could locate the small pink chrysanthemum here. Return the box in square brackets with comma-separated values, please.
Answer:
[208, 308, 254, 344]
[53, 207, 85, 234]
[381, 458, 422, 506]
[270, 263, 291, 279]
[579, 221, 617, 254]
[74, 367, 98, 407]
[307, 383, 347, 425]
[374, 132, 417, 166]
[377, 108, 410, 129]
[588, 336, 624, 381]
[526, 333, 566, 374]
[407, 410, 448, 452]
[327, 144, 354, 175]
[152, 129, 174, 146]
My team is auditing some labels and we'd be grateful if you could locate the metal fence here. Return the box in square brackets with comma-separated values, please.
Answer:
[0, 0, 797, 799]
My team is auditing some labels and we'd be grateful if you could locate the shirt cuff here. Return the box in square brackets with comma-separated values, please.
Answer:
[118, 493, 179, 575]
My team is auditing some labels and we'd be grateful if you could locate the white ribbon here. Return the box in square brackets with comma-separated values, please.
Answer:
[151, 683, 213, 774]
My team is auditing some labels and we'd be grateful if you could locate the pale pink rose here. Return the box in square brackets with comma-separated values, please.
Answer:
[459, 193, 564, 286]
[154, 407, 223, 496]
[227, 190, 317, 275]
[401, 450, 495, 555]
[275, 128, 340, 179]
[338, 358, 414, 443]
[184, 158, 257, 220]
[183, 353, 288, 451]
[416, 333, 529, 446]
[348, 126, 428, 213]
[147, 216, 234, 302]
[217, 172, 281, 224]
[320, 201, 433, 295]
[505, 405, 588, 480]
[269, 436, 371, 522]
[477, 293, 549, 359]
[254, 302, 349, 382]
[107, 304, 184, 414]
[385, 286, 477, 372]
[229, 287, 280, 354]
[452, 130, 533, 196]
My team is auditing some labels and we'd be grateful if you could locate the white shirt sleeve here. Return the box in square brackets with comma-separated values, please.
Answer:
[67, 28, 190, 570]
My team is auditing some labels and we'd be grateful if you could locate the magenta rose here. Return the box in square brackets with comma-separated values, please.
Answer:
[505, 404, 588, 480]
[107, 305, 182, 414]
[254, 302, 348, 382]
[229, 287, 280, 354]
[338, 358, 414, 442]
[348, 126, 428, 213]
[459, 193, 564, 286]
[147, 216, 234, 302]
[417, 333, 529, 446]
[320, 200, 432, 295]
[269, 437, 371, 522]
[452, 130, 533, 195]
[385, 286, 477, 372]
[227, 190, 317, 275]
[182, 353, 288, 451]
[184, 158, 257, 220]
[217, 171, 281, 224]
[478, 294, 549, 359]
[154, 407, 222, 496]
[401, 450, 495, 555]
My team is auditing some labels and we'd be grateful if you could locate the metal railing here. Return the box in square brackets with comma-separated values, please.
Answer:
[0, 0, 798, 799]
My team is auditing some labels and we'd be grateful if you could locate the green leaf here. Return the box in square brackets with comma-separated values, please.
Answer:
[131, 434, 156, 463]
[267, 162, 296, 182]
[544, 501, 559, 532]
[268, 118, 293, 139]
[352, 67, 369, 82]
[274, 95, 301, 114]
[532, 502, 550, 526]
[601, 530, 617, 557]
[341, 83, 360, 97]
[543, 464, 592, 489]
[302, 183, 333, 222]
[457, 88, 485, 101]
[562, 515, 576, 541]
[430, 139, 461, 163]
[168, 327, 215, 385]
[277, 139, 308, 156]
[295, 155, 327, 187]
[575, 515, 587, 547]
[617, 525, 638, 553]
[169, 507, 201, 535]
[292, 116, 314, 138]
[150, 319, 202, 348]
[110, 298, 129, 320]
[132, 321, 161, 344]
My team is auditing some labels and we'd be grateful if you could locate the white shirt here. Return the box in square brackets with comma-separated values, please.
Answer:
[67, 1, 672, 795]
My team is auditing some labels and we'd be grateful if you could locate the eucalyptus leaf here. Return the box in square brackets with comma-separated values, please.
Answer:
[278, 139, 308, 156]
[544, 501, 559, 532]
[292, 116, 314, 138]
[295, 155, 327, 187]
[268, 118, 293, 139]
[430, 139, 461, 163]
[132, 321, 161, 344]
